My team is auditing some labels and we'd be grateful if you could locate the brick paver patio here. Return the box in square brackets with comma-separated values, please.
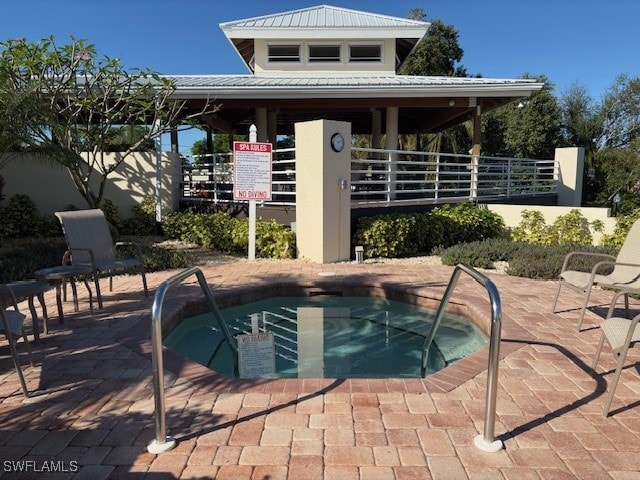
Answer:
[1, 259, 639, 479]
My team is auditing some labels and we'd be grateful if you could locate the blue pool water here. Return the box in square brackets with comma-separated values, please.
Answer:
[163, 296, 488, 379]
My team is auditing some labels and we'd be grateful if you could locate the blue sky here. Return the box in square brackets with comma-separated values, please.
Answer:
[1, 0, 638, 153]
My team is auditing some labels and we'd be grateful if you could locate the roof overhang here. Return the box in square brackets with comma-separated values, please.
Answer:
[166, 74, 544, 135]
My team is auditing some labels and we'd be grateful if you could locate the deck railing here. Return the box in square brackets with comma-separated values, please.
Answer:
[179, 147, 557, 208]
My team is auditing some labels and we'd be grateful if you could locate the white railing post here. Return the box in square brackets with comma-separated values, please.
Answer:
[507, 159, 512, 197]
[434, 154, 440, 200]
[470, 154, 479, 200]
[387, 151, 397, 202]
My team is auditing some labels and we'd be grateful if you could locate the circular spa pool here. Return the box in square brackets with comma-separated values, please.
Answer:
[163, 295, 488, 379]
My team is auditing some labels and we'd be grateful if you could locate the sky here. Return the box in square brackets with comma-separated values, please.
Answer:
[1, 0, 638, 153]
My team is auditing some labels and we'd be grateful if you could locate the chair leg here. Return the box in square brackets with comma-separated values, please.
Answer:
[20, 328, 35, 367]
[624, 293, 630, 318]
[141, 271, 149, 297]
[551, 280, 563, 313]
[603, 352, 627, 417]
[592, 332, 606, 370]
[577, 285, 593, 331]
[37, 292, 49, 335]
[4, 331, 30, 398]
[94, 277, 103, 309]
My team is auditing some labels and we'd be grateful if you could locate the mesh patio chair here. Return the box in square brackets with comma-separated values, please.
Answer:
[551, 218, 640, 331]
[55, 209, 148, 309]
[592, 289, 640, 416]
[0, 287, 36, 398]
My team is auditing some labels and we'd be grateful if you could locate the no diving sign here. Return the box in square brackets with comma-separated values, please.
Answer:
[233, 141, 272, 201]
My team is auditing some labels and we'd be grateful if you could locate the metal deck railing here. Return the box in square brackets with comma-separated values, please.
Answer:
[178, 147, 557, 209]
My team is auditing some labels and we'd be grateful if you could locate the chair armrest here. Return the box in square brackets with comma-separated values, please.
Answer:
[560, 251, 617, 274]
[64, 247, 98, 269]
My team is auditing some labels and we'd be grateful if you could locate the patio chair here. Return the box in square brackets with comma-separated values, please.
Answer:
[55, 209, 148, 309]
[551, 218, 640, 331]
[592, 289, 640, 416]
[0, 287, 36, 398]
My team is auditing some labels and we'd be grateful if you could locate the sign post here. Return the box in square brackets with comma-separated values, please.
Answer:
[233, 127, 272, 260]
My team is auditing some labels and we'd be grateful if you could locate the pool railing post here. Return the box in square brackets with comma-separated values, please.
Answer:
[147, 280, 176, 454]
[423, 264, 504, 452]
[147, 267, 238, 454]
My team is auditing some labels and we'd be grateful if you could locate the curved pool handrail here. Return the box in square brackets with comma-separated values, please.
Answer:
[421, 263, 503, 453]
[147, 266, 237, 454]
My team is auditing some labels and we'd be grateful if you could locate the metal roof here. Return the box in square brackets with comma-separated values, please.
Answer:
[169, 74, 543, 99]
[166, 73, 544, 135]
[220, 5, 429, 32]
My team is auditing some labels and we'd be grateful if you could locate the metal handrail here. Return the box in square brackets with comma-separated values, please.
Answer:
[421, 263, 504, 452]
[147, 267, 238, 454]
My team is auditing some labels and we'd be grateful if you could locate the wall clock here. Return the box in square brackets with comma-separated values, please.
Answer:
[330, 132, 345, 152]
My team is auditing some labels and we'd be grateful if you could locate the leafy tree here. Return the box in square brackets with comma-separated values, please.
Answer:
[598, 74, 640, 149]
[399, 14, 467, 77]
[561, 75, 640, 207]
[0, 36, 216, 208]
[482, 76, 563, 158]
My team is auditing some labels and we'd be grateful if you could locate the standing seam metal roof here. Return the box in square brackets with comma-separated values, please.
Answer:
[219, 5, 428, 29]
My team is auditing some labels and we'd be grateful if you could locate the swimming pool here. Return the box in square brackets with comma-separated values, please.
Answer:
[163, 295, 488, 379]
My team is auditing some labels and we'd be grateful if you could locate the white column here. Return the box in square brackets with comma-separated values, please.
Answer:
[555, 147, 585, 206]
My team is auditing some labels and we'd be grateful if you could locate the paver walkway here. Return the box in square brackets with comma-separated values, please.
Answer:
[0, 259, 639, 479]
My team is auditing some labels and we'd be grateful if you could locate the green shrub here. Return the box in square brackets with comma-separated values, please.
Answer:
[354, 213, 428, 258]
[430, 203, 506, 246]
[437, 238, 617, 280]
[123, 195, 157, 235]
[511, 209, 600, 246]
[546, 209, 593, 246]
[436, 238, 526, 268]
[0, 237, 68, 282]
[511, 210, 548, 244]
[231, 219, 296, 259]
[354, 203, 505, 259]
[101, 199, 123, 232]
[115, 238, 193, 271]
[600, 208, 640, 248]
[160, 211, 295, 259]
[0, 194, 41, 238]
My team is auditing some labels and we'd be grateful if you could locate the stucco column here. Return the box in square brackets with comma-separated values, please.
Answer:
[555, 147, 585, 207]
[295, 119, 351, 263]
[267, 109, 278, 145]
[255, 108, 268, 142]
[371, 108, 382, 149]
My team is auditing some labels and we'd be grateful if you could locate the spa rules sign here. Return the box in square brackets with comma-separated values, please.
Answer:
[233, 141, 272, 201]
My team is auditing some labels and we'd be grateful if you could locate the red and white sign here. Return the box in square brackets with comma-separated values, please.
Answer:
[233, 141, 272, 201]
